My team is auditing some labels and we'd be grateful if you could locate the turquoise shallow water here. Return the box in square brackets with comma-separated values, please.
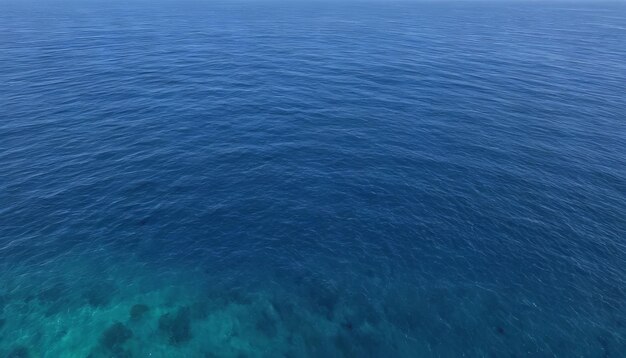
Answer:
[1, 0, 626, 357]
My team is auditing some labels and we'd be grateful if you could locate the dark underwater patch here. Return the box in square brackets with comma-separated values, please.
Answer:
[36, 283, 73, 316]
[270, 298, 301, 333]
[44, 300, 70, 317]
[129, 304, 150, 321]
[255, 308, 278, 338]
[225, 287, 252, 306]
[38, 283, 67, 303]
[87, 347, 132, 358]
[158, 307, 192, 345]
[186, 301, 211, 321]
[334, 327, 386, 358]
[101, 322, 133, 350]
[300, 279, 338, 319]
[7, 345, 29, 358]
[334, 332, 359, 357]
[83, 282, 117, 308]
[341, 320, 354, 331]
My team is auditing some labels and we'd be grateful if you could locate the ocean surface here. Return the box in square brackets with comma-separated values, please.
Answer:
[1, 0, 625, 356]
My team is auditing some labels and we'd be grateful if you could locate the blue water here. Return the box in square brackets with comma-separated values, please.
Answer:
[1, 0, 625, 356]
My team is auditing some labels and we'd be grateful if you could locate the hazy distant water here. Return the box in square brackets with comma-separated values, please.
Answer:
[1, 1, 625, 357]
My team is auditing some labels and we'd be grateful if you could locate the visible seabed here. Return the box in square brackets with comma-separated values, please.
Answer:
[1, 254, 624, 357]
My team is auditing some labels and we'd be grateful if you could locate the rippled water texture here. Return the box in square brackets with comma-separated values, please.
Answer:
[1, 1, 626, 357]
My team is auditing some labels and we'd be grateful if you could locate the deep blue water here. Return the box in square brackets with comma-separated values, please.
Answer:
[1, 0, 626, 356]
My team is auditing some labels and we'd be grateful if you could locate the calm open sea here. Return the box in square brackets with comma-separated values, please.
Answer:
[1, 0, 625, 356]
